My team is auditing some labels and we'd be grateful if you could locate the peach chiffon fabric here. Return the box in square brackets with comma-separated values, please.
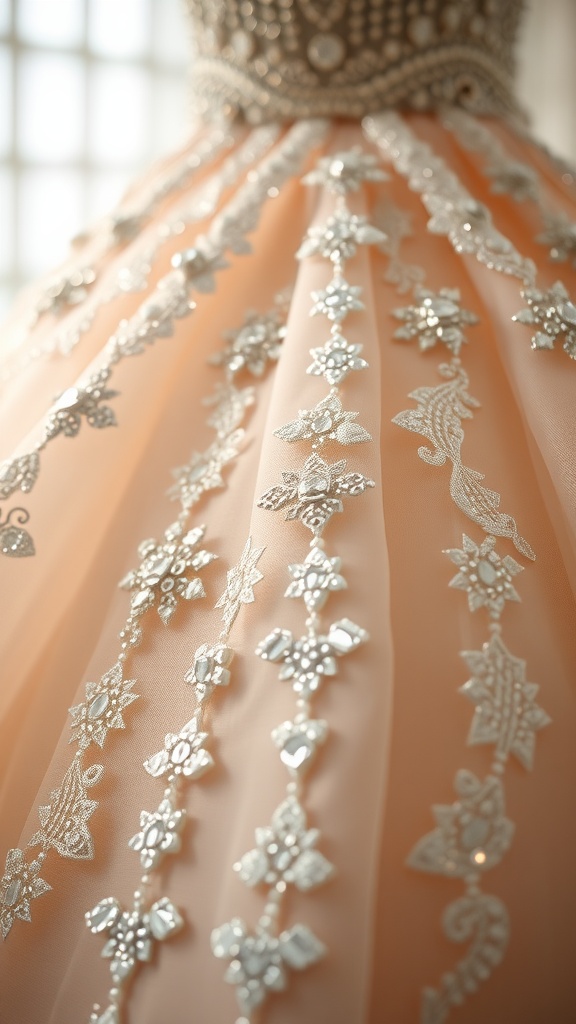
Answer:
[0, 117, 575, 1024]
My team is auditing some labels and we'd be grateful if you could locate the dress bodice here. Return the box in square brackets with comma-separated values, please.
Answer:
[186, 0, 525, 123]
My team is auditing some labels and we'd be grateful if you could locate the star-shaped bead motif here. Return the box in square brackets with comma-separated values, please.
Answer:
[171, 244, 228, 293]
[234, 795, 334, 892]
[285, 543, 347, 612]
[69, 662, 139, 750]
[168, 430, 244, 510]
[297, 208, 386, 263]
[257, 452, 375, 533]
[128, 798, 186, 870]
[144, 714, 214, 782]
[307, 331, 369, 385]
[302, 148, 388, 194]
[44, 368, 118, 440]
[393, 287, 479, 355]
[513, 280, 576, 357]
[211, 918, 325, 1016]
[536, 212, 576, 266]
[460, 632, 551, 770]
[488, 160, 539, 202]
[274, 392, 371, 448]
[86, 895, 183, 982]
[0, 849, 51, 939]
[256, 618, 368, 698]
[0, 452, 40, 500]
[407, 771, 514, 879]
[310, 277, 364, 322]
[212, 311, 286, 377]
[444, 534, 523, 619]
[35, 266, 96, 317]
[214, 536, 266, 634]
[119, 523, 216, 624]
[184, 642, 234, 702]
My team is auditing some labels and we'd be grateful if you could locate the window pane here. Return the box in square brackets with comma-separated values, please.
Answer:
[153, 76, 188, 154]
[19, 53, 84, 162]
[88, 0, 150, 58]
[0, 167, 13, 275]
[0, 45, 11, 158]
[88, 170, 134, 222]
[0, 0, 10, 36]
[17, 0, 84, 48]
[153, 0, 190, 67]
[89, 65, 149, 165]
[19, 169, 82, 277]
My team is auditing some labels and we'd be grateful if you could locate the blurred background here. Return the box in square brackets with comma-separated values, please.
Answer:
[0, 0, 575, 319]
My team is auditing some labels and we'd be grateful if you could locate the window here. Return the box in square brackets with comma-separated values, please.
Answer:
[0, 0, 190, 316]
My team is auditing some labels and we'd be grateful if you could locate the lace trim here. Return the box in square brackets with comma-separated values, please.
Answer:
[0, 121, 328, 562]
[0, 287, 290, 940]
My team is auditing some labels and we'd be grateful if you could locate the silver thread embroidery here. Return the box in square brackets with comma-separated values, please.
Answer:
[0, 291, 290, 936]
[86, 535, 266, 1024]
[0, 121, 328, 559]
[212, 147, 379, 1020]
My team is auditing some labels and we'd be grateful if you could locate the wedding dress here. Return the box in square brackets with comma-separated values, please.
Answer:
[1, 2, 575, 1023]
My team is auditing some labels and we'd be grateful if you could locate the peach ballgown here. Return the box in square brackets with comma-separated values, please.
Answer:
[1, 2, 575, 1023]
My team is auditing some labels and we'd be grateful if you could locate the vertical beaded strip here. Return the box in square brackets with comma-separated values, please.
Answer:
[211, 148, 386, 1023]
[2, 124, 237, 372]
[0, 289, 290, 941]
[363, 111, 576, 361]
[377, 182, 550, 1019]
[85, 536, 266, 1024]
[0, 119, 328, 561]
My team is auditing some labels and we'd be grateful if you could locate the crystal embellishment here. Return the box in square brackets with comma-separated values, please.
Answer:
[85, 896, 183, 982]
[256, 619, 368, 698]
[285, 544, 347, 612]
[444, 534, 523, 619]
[407, 771, 514, 878]
[307, 331, 369, 385]
[393, 287, 478, 355]
[271, 717, 329, 775]
[144, 714, 214, 782]
[234, 795, 334, 892]
[128, 798, 186, 870]
[45, 368, 118, 440]
[184, 642, 234, 703]
[274, 392, 371, 448]
[211, 918, 325, 1015]
[297, 208, 386, 263]
[310, 276, 364, 322]
[513, 280, 576, 357]
[257, 452, 375, 533]
[0, 849, 51, 939]
[68, 662, 139, 750]
[119, 523, 216, 624]
[302, 148, 387, 194]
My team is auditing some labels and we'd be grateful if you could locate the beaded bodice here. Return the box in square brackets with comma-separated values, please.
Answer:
[186, 0, 525, 123]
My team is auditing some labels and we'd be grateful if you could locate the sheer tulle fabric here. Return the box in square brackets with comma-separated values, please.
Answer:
[0, 117, 575, 1024]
